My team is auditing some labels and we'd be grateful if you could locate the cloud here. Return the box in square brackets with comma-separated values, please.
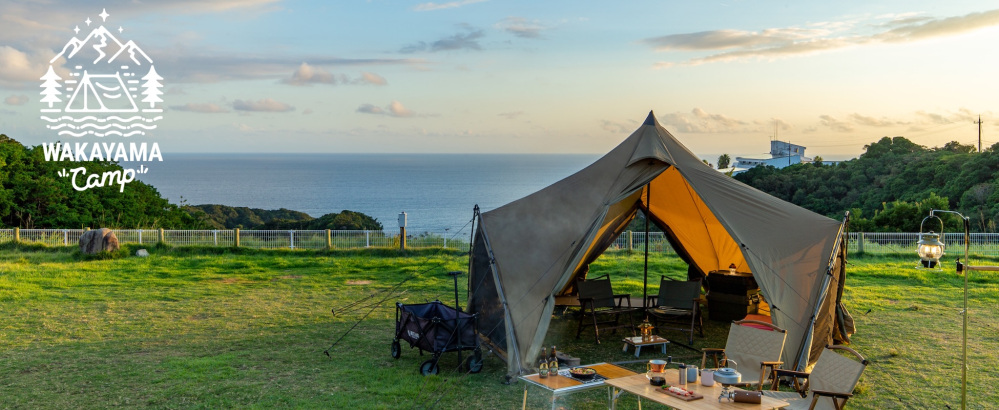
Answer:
[4, 94, 28, 105]
[400, 25, 484, 53]
[498, 111, 525, 120]
[496, 17, 545, 39]
[658, 108, 752, 133]
[0, 46, 67, 88]
[600, 119, 639, 134]
[819, 115, 855, 133]
[281, 63, 387, 86]
[357, 101, 417, 118]
[232, 98, 294, 112]
[849, 113, 908, 127]
[283, 62, 336, 85]
[413, 0, 487, 11]
[644, 8, 999, 66]
[357, 72, 387, 85]
[170, 102, 229, 113]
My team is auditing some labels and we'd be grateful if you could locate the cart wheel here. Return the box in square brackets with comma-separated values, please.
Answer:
[464, 352, 484, 374]
[419, 359, 439, 376]
[391, 341, 401, 359]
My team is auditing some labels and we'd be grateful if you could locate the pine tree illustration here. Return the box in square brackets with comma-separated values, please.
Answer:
[140, 65, 163, 109]
[40, 66, 63, 109]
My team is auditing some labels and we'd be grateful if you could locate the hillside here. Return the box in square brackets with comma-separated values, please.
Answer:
[736, 137, 999, 232]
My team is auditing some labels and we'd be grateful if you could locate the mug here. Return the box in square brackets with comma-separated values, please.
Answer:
[647, 359, 667, 373]
[700, 369, 715, 386]
[686, 365, 698, 383]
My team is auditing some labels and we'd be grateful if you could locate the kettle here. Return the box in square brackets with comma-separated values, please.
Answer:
[712, 360, 742, 385]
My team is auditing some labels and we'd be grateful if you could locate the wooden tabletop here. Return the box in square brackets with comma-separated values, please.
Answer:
[521, 363, 637, 392]
[604, 370, 789, 410]
[623, 335, 669, 346]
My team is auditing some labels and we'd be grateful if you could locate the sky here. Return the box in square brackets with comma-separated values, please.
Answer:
[1, 0, 998, 160]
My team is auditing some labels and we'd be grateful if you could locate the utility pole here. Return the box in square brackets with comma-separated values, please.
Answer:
[976, 116, 983, 152]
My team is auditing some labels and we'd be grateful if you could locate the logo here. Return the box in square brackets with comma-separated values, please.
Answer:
[39, 8, 163, 192]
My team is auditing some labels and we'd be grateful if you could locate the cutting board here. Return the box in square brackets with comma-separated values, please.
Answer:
[655, 386, 704, 401]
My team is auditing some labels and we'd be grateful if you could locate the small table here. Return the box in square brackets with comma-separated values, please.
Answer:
[605, 370, 788, 410]
[622, 335, 670, 358]
[519, 362, 636, 410]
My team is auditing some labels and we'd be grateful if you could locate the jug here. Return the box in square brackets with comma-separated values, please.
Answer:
[646, 359, 668, 386]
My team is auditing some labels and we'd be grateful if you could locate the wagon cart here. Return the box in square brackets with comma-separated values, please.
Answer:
[391, 271, 483, 375]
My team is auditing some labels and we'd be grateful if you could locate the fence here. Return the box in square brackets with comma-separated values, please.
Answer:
[6, 228, 999, 257]
[0, 228, 468, 251]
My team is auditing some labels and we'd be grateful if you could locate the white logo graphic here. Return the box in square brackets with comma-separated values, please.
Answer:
[39, 9, 163, 192]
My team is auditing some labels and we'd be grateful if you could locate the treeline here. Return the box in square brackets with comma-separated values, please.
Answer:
[735, 137, 999, 232]
[186, 205, 383, 231]
[0, 135, 382, 231]
[0, 134, 198, 228]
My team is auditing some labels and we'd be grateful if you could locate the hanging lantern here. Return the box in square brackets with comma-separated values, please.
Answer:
[917, 232, 945, 268]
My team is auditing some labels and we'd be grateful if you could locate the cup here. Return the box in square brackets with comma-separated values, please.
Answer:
[701, 369, 715, 386]
[686, 365, 698, 383]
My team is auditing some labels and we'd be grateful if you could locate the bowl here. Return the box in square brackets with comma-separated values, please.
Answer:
[568, 367, 597, 380]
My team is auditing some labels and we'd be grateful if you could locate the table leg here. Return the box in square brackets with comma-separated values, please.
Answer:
[637, 396, 642, 410]
[622, 342, 628, 353]
[634, 345, 642, 358]
[661, 342, 667, 355]
[550, 393, 556, 410]
[522, 384, 527, 410]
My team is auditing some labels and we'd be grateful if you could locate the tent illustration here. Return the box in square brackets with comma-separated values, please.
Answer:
[467, 112, 853, 377]
[65, 71, 138, 113]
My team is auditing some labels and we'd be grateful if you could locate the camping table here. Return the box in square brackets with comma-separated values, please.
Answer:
[519, 362, 636, 410]
[622, 335, 670, 358]
[605, 370, 789, 410]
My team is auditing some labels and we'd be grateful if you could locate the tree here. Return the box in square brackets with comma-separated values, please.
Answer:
[717, 154, 731, 169]
[813, 156, 823, 166]
[140, 65, 163, 109]
[39, 66, 63, 109]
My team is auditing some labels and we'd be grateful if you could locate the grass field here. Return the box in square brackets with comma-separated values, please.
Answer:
[1, 244, 997, 408]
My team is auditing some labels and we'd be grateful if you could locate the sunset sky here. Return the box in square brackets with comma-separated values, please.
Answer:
[1, 0, 997, 160]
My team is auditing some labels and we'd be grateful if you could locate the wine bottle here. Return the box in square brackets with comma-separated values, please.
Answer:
[538, 347, 549, 378]
[549, 345, 559, 376]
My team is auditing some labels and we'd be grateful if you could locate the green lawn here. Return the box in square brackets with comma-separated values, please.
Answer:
[1, 244, 997, 408]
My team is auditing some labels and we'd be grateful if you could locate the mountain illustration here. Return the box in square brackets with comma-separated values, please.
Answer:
[51, 26, 152, 65]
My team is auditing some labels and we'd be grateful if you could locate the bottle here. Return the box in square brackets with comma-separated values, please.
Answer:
[549, 345, 559, 376]
[678, 363, 687, 385]
[538, 347, 549, 378]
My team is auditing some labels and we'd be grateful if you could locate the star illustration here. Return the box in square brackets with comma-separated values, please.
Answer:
[118, 26, 124, 33]
[85, 17, 92, 26]
[99, 9, 109, 22]
[74, 25, 80, 34]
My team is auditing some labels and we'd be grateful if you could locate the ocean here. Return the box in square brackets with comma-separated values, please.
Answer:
[136, 153, 600, 235]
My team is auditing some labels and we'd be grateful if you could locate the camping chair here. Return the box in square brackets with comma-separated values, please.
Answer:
[645, 277, 703, 344]
[574, 274, 639, 344]
[701, 319, 787, 391]
[767, 345, 868, 410]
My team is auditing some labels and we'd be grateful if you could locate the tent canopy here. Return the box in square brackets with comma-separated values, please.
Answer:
[468, 112, 852, 376]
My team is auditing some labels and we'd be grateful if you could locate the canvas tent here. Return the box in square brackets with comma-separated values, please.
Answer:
[467, 112, 854, 377]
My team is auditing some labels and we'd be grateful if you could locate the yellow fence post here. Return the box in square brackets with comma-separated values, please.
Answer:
[158, 228, 165, 244]
[234, 228, 240, 248]
[326, 229, 332, 250]
[14, 227, 19, 243]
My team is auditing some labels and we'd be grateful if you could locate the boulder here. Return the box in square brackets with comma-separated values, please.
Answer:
[78, 228, 120, 254]
[135, 249, 150, 257]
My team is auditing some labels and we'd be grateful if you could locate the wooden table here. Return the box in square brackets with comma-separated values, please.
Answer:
[519, 363, 636, 410]
[605, 370, 788, 410]
[622, 335, 670, 358]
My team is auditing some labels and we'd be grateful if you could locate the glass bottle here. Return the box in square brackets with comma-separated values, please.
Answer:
[538, 347, 549, 378]
[549, 345, 559, 376]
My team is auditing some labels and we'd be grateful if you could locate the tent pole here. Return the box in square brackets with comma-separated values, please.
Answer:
[643, 183, 651, 314]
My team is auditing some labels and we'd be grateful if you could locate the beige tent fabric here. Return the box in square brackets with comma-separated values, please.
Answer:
[469, 112, 849, 375]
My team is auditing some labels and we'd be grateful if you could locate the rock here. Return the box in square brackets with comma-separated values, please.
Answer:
[78, 228, 120, 254]
[136, 249, 150, 257]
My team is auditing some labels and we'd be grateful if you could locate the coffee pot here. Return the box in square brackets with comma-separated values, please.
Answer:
[646, 359, 668, 386]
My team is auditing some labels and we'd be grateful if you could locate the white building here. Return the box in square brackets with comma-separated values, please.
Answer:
[721, 141, 811, 175]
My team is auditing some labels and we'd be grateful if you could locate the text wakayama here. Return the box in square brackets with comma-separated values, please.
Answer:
[41, 142, 163, 162]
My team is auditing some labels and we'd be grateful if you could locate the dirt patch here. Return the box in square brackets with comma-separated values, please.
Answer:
[346, 280, 372, 285]
[280, 275, 302, 280]
[218, 277, 248, 284]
